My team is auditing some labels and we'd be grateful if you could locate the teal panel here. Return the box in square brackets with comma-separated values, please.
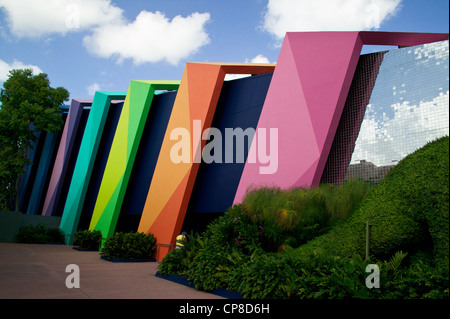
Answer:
[59, 91, 126, 244]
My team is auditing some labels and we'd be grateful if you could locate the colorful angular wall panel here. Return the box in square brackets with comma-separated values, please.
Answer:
[188, 73, 273, 214]
[26, 132, 61, 215]
[17, 129, 42, 213]
[137, 63, 275, 260]
[320, 51, 386, 185]
[41, 99, 92, 216]
[88, 81, 180, 241]
[26, 106, 69, 215]
[76, 100, 124, 230]
[118, 91, 178, 232]
[233, 31, 449, 204]
[59, 92, 126, 243]
[13, 31, 447, 253]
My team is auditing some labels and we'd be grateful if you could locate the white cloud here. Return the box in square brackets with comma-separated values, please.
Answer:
[225, 54, 273, 81]
[87, 82, 101, 96]
[0, 1, 210, 65]
[0, 58, 43, 82]
[83, 11, 210, 65]
[0, 0, 123, 38]
[246, 54, 271, 64]
[263, 0, 402, 39]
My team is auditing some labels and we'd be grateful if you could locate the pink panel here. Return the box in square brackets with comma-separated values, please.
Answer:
[234, 32, 363, 203]
[233, 31, 449, 205]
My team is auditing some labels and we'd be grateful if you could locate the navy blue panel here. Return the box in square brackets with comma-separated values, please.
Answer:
[18, 131, 45, 212]
[188, 73, 273, 214]
[120, 91, 178, 218]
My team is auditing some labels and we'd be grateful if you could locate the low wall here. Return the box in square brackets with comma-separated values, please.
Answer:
[0, 211, 61, 243]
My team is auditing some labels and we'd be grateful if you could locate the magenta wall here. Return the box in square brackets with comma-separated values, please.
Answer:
[234, 32, 449, 204]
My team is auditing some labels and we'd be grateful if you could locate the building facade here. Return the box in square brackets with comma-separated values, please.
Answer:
[14, 32, 449, 260]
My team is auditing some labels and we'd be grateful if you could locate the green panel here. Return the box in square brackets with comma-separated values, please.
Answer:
[59, 91, 127, 244]
[89, 81, 180, 241]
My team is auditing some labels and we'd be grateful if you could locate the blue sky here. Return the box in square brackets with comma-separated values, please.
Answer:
[0, 0, 448, 101]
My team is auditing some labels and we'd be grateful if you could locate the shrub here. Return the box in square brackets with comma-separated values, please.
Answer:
[73, 229, 102, 250]
[159, 137, 449, 299]
[296, 136, 449, 262]
[15, 224, 64, 244]
[45, 226, 65, 243]
[101, 232, 157, 260]
[184, 238, 232, 291]
[227, 252, 291, 299]
[234, 179, 373, 251]
[158, 232, 203, 276]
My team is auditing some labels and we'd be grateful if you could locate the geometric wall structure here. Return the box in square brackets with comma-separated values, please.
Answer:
[13, 31, 448, 260]
[26, 131, 62, 215]
[187, 72, 273, 215]
[89, 81, 180, 242]
[137, 63, 275, 260]
[323, 39, 449, 184]
[320, 51, 386, 185]
[17, 129, 43, 213]
[76, 100, 124, 230]
[345, 39, 449, 182]
[41, 99, 92, 216]
[20, 104, 68, 215]
[118, 91, 179, 232]
[233, 31, 449, 204]
[59, 92, 126, 243]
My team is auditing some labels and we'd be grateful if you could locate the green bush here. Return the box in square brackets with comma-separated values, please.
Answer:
[15, 224, 64, 244]
[158, 232, 199, 276]
[235, 179, 373, 251]
[73, 229, 102, 250]
[184, 238, 232, 291]
[100, 232, 157, 260]
[158, 137, 449, 299]
[226, 252, 291, 299]
[296, 136, 449, 263]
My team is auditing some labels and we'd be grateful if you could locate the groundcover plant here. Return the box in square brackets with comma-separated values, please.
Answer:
[159, 136, 449, 299]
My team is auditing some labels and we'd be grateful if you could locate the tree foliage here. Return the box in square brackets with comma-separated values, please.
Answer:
[0, 69, 69, 211]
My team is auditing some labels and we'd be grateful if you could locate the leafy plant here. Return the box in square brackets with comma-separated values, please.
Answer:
[158, 232, 200, 275]
[296, 136, 449, 262]
[15, 224, 64, 244]
[232, 179, 373, 251]
[100, 232, 156, 260]
[158, 138, 449, 299]
[73, 229, 102, 250]
[0, 69, 69, 211]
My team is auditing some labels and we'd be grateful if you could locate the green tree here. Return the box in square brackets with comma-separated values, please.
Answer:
[0, 69, 69, 211]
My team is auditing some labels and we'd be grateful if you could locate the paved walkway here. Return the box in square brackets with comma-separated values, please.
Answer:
[0, 243, 224, 299]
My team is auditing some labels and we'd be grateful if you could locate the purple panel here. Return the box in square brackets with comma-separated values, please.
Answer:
[41, 99, 92, 216]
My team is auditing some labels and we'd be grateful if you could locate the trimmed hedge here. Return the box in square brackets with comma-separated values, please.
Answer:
[15, 224, 64, 244]
[73, 229, 102, 251]
[298, 136, 449, 264]
[100, 232, 157, 260]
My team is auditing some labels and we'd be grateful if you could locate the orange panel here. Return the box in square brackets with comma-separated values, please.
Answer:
[138, 62, 275, 261]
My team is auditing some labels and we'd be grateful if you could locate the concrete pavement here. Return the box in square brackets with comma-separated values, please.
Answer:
[0, 243, 224, 299]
